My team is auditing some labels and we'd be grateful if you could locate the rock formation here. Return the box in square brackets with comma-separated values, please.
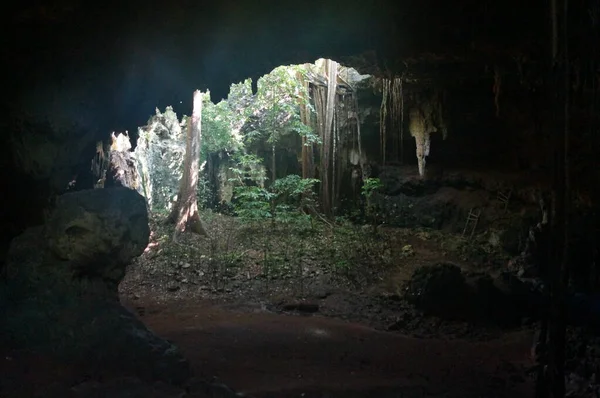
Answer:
[1, 187, 190, 386]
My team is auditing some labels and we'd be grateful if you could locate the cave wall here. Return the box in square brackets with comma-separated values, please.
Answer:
[353, 73, 550, 174]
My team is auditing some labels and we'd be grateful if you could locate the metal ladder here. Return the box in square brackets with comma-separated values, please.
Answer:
[463, 208, 481, 238]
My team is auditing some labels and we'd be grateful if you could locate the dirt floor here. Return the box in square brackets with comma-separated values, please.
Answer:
[118, 214, 538, 397]
[1, 295, 536, 398]
[124, 298, 535, 398]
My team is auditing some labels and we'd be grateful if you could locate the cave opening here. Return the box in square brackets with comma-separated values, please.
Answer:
[3, 0, 600, 396]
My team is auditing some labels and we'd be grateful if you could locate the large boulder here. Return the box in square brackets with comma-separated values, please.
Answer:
[44, 187, 150, 285]
[404, 263, 471, 319]
[1, 187, 190, 387]
[404, 263, 535, 325]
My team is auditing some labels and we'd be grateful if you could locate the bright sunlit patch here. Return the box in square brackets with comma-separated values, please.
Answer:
[144, 241, 160, 253]
[307, 327, 331, 338]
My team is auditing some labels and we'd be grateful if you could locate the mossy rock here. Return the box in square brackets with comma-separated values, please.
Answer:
[404, 263, 471, 319]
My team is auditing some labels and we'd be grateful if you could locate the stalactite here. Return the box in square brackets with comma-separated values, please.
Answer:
[409, 107, 429, 178]
[408, 92, 442, 179]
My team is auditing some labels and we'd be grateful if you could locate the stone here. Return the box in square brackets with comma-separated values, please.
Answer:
[44, 187, 150, 284]
[282, 301, 320, 313]
[167, 284, 181, 292]
[404, 263, 471, 318]
[1, 187, 191, 387]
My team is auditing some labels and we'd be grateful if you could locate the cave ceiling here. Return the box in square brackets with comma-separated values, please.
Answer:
[3, 0, 553, 136]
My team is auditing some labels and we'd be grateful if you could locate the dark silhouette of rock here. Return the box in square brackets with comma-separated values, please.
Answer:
[1, 187, 190, 386]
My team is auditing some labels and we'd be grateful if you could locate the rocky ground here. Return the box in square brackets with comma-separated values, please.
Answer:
[119, 212, 521, 341]
[112, 211, 543, 397]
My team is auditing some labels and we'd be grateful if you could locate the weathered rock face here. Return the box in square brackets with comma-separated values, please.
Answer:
[44, 187, 150, 285]
[106, 149, 140, 190]
[7, 117, 98, 193]
[135, 107, 186, 212]
[1, 187, 190, 386]
[404, 263, 537, 325]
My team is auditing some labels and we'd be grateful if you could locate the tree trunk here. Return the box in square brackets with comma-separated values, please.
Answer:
[297, 70, 313, 180]
[272, 143, 276, 182]
[321, 59, 338, 217]
[168, 90, 207, 239]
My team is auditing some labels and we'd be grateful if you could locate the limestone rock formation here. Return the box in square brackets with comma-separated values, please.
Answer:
[1, 187, 190, 386]
[44, 187, 150, 286]
[404, 263, 536, 325]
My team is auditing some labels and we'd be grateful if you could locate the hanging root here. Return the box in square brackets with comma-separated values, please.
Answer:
[391, 77, 403, 162]
[493, 66, 501, 117]
[380, 78, 390, 164]
[400, 77, 405, 162]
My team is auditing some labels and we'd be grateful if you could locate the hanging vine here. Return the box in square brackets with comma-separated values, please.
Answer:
[391, 76, 403, 163]
[354, 90, 363, 164]
[335, 97, 344, 205]
[380, 76, 405, 165]
[400, 77, 405, 164]
[297, 70, 313, 179]
[332, 97, 337, 214]
[380, 78, 390, 165]
[493, 66, 502, 117]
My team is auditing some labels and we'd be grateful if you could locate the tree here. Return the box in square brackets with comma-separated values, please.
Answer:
[245, 65, 317, 183]
[201, 91, 241, 161]
[168, 90, 207, 239]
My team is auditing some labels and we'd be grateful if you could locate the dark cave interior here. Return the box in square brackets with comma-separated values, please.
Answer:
[1, 0, 599, 397]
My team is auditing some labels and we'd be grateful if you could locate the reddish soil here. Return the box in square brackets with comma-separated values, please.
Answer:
[1, 293, 536, 398]
[131, 299, 536, 397]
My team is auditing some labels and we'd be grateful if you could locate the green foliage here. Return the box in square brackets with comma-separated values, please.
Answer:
[137, 64, 325, 214]
[201, 91, 240, 160]
[361, 177, 384, 229]
[245, 65, 319, 146]
[228, 154, 271, 222]
[361, 177, 384, 200]
[233, 186, 274, 221]
[229, 153, 268, 187]
[271, 174, 319, 207]
[271, 174, 319, 227]
[228, 157, 321, 226]
[196, 175, 213, 209]
[318, 218, 394, 286]
[227, 78, 254, 117]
